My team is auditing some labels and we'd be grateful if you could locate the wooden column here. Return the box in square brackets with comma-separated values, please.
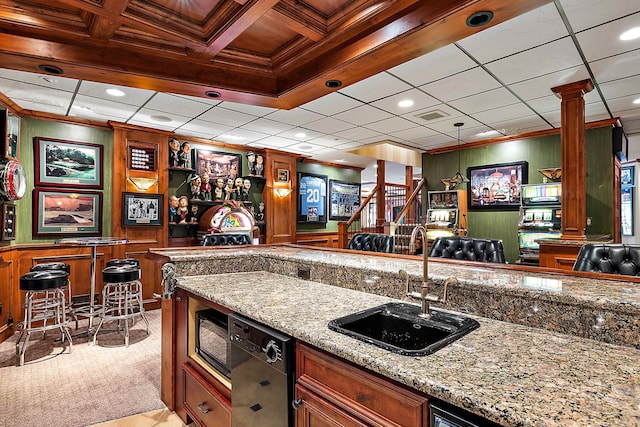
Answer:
[376, 159, 386, 229]
[551, 79, 593, 240]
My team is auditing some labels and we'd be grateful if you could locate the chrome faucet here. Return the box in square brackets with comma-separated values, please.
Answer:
[407, 225, 452, 318]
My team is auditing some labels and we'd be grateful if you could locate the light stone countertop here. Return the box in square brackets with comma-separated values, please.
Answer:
[177, 271, 640, 427]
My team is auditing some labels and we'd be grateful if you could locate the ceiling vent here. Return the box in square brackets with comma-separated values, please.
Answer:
[416, 109, 449, 122]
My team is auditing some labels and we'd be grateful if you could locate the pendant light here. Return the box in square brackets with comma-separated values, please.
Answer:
[441, 122, 467, 190]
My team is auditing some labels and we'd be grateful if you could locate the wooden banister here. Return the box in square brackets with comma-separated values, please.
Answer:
[338, 184, 381, 249]
[394, 178, 426, 226]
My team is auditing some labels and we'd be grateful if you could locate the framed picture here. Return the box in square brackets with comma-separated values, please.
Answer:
[277, 168, 290, 183]
[34, 137, 104, 189]
[194, 148, 242, 185]
[329, 180, 361, 221]
[622, 165, 634, 186]
[33, 188, 102, 237]
[122, 192, 163, 226]
[622, 186, 634, 236]
[467, 161, 528, 210]
[1, 203, 15, 240]
[297, 172, 327, 223]
[1, 109, 19, 160]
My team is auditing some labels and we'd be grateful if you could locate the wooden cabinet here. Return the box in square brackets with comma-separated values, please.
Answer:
[183, 363, 231, 427]
[295, 343, 428, 427]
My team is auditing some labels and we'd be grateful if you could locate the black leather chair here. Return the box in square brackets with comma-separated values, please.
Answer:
[347, 233, 394, 254]
[573, 243, 640, 276]
[201, 233, 252, 246]
[429, 236, 506, 263]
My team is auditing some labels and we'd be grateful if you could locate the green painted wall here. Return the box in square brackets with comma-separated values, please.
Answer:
[296, 162, 360, 233]
[423, 127, 614, 263]
[13, 118, 113, 244]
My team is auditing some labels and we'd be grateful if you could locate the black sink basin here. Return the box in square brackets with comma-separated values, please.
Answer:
[328, 302, 480, 356]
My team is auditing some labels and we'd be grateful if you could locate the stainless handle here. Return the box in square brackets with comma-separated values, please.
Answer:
[292, 398, 303, 410]
[197, 402, 210, 414]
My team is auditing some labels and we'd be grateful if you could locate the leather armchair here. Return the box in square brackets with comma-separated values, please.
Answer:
[347, 233, 394, 253]
[201, 233, 252, 246]
[429, 237, 506, 263]
[573, 243, 640, 276]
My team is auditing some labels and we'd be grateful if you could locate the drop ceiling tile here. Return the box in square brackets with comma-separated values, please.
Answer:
[303, 116, 355, 134]
[559, 0, 640, 32]
[141, 93, 214, 117]
[218, 128, 271, 143]
[388, 44, 476, 87]
[370, 89, 440, 115]
[127, 119, 178, 131]
[177, 129, 216, 140]
[389, 126, 436, 142]
[425, 117, 484, 134]
[507, 66, 589, 101]
[276, 128, 325, 141]
[449, 87, 521, 115]
[590, 50, 640, 83]
[338, 72, 413, 103]
[71, 94, 139, 120]
[177, 119, 233, 137]
[486, 37, 583, 85]
[577, 13, 640, 62]
[129, 108, 191, 128]
[198, 107, 258, 127]
[301, 92, 363, 116]
[0, 79, 74, 111]
[599, 74, 640, 100]
[607, 96, 640, 119]
[264, 108, 324, 126]
[362, 116, 417, 133]
[331, 127, 382, 142]
[332, 105, 393, 126]
[419, 67, 501, 102]
[403, 104, 462, 126]
[242, 117, 295, 135]
[12, 98, 70, 116]
[172, 93, 222, 107]
[248, 135, 300, 149]
[218, 100, 278, 117]
[527, 95, 562, 114]
[283, 142, 329, 154]
[0, 69, 78, 92]
[78, 81, 155, 106]
[473, 103, 536, 125]
[458, 3, 568, 64]
[489, 115, 551, 135]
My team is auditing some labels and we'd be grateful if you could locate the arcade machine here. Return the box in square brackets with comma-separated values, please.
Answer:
[518, 182, 562, 265]
[426, 190, 468, 242]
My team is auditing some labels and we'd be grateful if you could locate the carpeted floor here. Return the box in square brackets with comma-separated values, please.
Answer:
[0, 309, 165, 427]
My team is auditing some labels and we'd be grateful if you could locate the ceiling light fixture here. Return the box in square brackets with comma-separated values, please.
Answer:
[38, 64, 64, 75]
[325, 79, 342, 88]
[106, 88, 125, 97]
[620, 27, 640, 41]
[398, 99, 414, 108]
[441, 122, 468, 190]
[466, 11, 493, 28]
[295, 132, 307, 138]
[205, 90, 221, 98]
[633, 97, 640, 105]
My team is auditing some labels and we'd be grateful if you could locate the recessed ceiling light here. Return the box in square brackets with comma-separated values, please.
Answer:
[38, 64, 64, 75]
[466, 11, 493, 27]
[620, 27, 640, 41]
[205, 90, 221, 98]
[106, 88, 125, 97]
[222, 134, 244, 141]
[150, 115, 172, 123]
[325, 80, 342, 88]
[298, 144, 313, 151]
[295, 132, 307, 138]
[398, 99, 414, 108]
[634, 97, 640, 105]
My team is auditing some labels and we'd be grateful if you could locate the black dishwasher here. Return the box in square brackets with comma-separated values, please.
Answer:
[229, 313, 295, 427]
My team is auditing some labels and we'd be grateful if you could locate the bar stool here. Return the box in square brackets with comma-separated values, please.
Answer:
[30, 262, 79, 329]
[93, 263, 149, 347]
[16, 270, 73, 366]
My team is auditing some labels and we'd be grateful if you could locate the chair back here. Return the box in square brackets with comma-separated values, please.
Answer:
[429, 237, 506, 263]
[346, 233, 394, 253]
[201, 233, 252, 246]
[573, 243, 640, 276]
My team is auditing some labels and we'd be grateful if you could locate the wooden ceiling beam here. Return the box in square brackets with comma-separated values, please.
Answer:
[84, 0, 129, 39]
[271, 1, 327, 42]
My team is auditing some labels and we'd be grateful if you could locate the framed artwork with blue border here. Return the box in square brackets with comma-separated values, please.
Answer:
[297, 172, 327, 223]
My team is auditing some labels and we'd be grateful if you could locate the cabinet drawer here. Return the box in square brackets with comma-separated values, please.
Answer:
[296, 344, 428, 427]
[183, 364, 231, 427]
[296, 384, 368, 427]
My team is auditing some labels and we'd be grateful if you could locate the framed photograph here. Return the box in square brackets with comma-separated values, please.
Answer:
[329, 180, 361, 221]
[33, 188, 102, 237]
[194, 148, 242, 186]
[1, 203, 15, 241]
[622, 165, 634, 186]
[128, 145, 157, 172]
[467, 161, 528, 210]
[622, 186, 634, 236]
[297, 172, 327, 223]
[34, 137, 104, 189]
[277, 168, 290, 183]
[122, 192, 163, 226]
[1, 109, 19, 160]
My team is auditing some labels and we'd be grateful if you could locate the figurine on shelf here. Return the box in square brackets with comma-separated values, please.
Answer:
[229, 163, 239, 180]
[247, 151, 256, 175]
[254, 153, 264, 177]
[214, 178, 225, 200]
[224, 178, 234, 200]
[240, 178, 251, 202]
[177, 196, 189, 224]
[169, 138, 181, 167]
[233, 177, 244, 200]
[179, 141, 192, 169]
[255, 201, 265, 223]
[201, 172, 212, 201]
[189, 173, 202, 200]
[189, 204, 199, 224]
[168, 195, 179, 223]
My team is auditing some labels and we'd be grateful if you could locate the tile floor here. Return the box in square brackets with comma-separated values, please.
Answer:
[88, 409, 192, 427]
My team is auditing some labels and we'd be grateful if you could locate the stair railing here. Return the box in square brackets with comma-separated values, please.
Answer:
[337, 184, 381, 249]
[389, 178, 426, 255]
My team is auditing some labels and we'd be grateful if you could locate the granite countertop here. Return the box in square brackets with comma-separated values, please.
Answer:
[177, 271, 640, 427]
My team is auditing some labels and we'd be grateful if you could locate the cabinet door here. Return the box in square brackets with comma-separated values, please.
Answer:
[295, 385, 368, 427]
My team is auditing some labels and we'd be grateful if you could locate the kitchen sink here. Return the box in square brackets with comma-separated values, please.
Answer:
[328, 302, 480, 356]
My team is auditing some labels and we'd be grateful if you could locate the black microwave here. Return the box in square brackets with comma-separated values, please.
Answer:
[195, 307, 232, 380]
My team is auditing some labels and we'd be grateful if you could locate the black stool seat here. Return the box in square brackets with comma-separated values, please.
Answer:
[30, 262, 71, 273]
[106, 258, 140, 268]
[20, 270, 69, 291]
[103, 265, 141, 283]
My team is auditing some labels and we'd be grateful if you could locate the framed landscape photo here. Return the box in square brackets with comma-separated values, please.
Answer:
[297, 172, 327, 223]
[33, 189, 102, 237]
[34, 137, 104, 189]
[122, 192, 163, 227]
[1, 109, 20, 160]
[467, 161, 528, 210]
[329, 180, 361, 221]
